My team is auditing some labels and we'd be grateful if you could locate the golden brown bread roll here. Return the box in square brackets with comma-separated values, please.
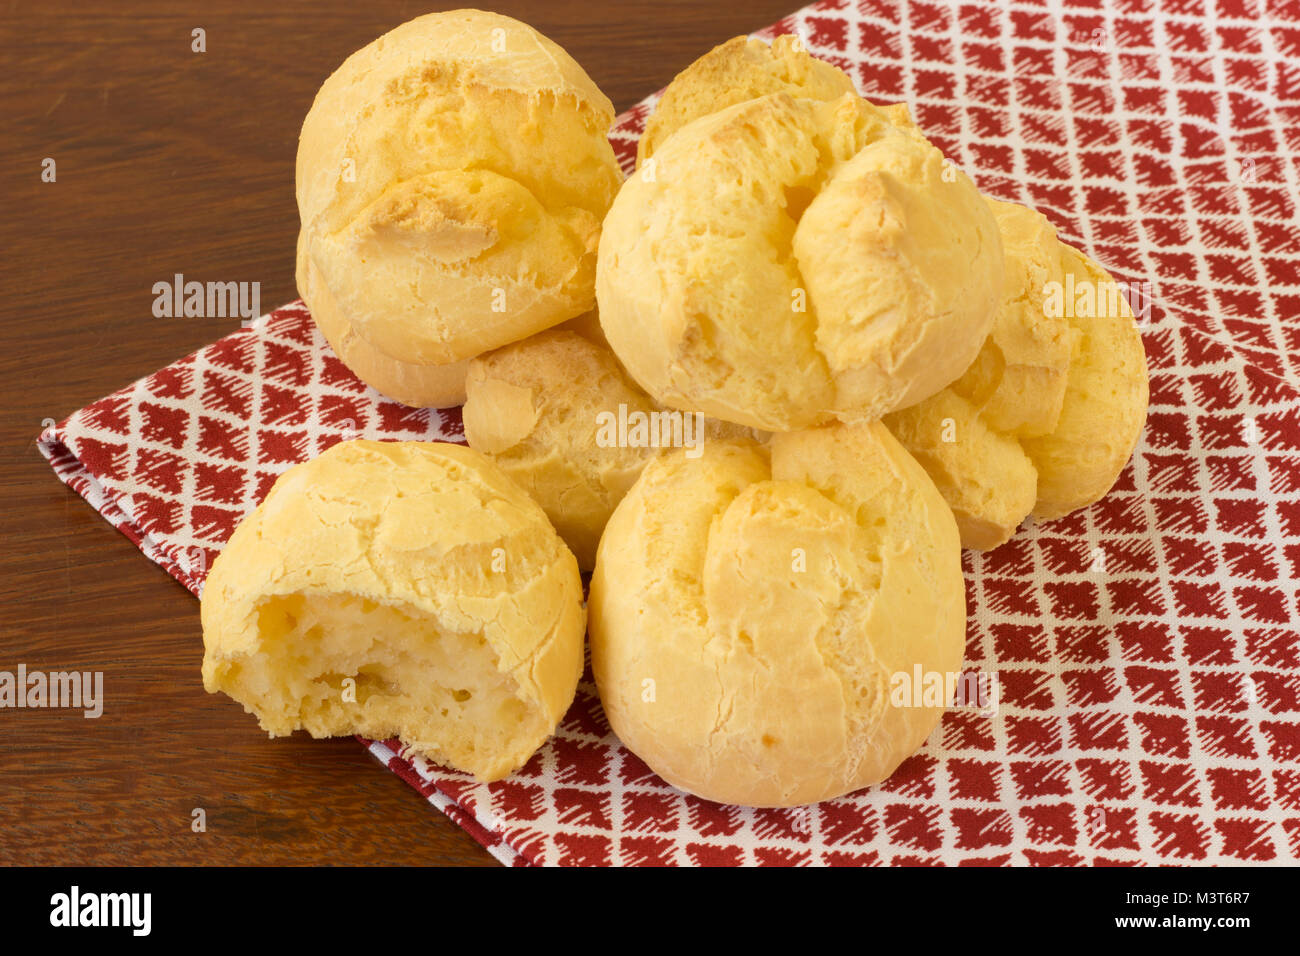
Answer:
[1023, 242, 1150, 520]
[884, 199, 1149, 548]
[462, 328, 762, 569]
[637, 35, 858, 168]
[296, 10, 622, 405]
[589, 423, 966, 806]
[200, 440, 585, 782]
[296, 231, 470, 407]
[597, 44, 1002, 431]
[636, 36, 1147, 545]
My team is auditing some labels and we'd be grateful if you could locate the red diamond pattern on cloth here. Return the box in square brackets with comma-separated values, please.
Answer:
[38, 0, 1300, 865]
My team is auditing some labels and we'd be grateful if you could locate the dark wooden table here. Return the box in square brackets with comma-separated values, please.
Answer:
[0, 0, 802, 866]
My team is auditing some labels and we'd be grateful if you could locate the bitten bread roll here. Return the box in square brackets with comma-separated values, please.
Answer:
[598, 81, 1002, 431]
[589, 424, 966, 807]
[462, 328, 762, 569]
[200, 440, 585, 782]
[884, 199, 1148, 548]
[295, 10, 623, 403]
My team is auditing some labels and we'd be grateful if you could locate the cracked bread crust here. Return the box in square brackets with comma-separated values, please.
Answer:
[636, 34, 859, 169]
[1023, 242, 1150, 520]
[200, 440, 585, 782]
[588, 423, 965, 807]
[884, 199, 1149, 548]
[296, 230, 470, 408]
[597, 88, 1002, 431]
[296, 9, 623, 382]
[463, 328, 765, 570]
[883, 198, 1069, 550]
[635, 34, 1148, 544]
[464, 330, 661, 570]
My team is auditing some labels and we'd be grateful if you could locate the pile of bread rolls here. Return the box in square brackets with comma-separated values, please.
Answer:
[201, 11, 1147, 809]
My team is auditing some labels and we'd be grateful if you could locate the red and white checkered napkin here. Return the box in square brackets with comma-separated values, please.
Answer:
[40, 0, 1300, 865]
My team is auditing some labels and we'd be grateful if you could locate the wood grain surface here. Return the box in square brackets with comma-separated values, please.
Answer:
[0, 0, 802, 866]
